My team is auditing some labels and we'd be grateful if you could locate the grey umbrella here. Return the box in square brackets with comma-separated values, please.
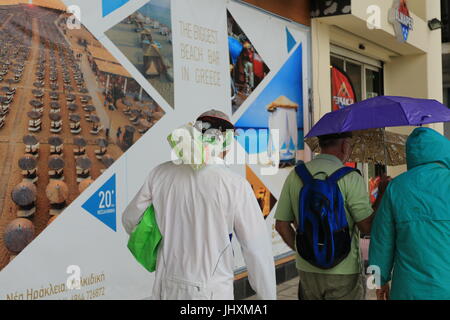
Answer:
[66, 94, 76, 101]
[49, 112, 62, 121]
[69, 114, 81, 122]
[76, 156, 92, 170]
[97, 138, 108, 148]
[67, 103, 78, 111]
[81, 95, 91, 101]
[79, 88, 88, 93]
[101, 155, 114, 168]
[33, 82, 44, 88]
[11, 182, 37, 206]
[23, 134, 38, 145]
[73, 136, 87, 147]
[89, 115, 100, 123]
[50, 102, 60, 109]
[27, 111, 41, 119]
[18, 156, 37, 170]
[84, 105, 96, 112]
[29, 100, 43, 108]
[48, 155, 65, 170]
[32, 89, 44, 96]
[48, 136, 63, 146]
[1, 86, 11, 92]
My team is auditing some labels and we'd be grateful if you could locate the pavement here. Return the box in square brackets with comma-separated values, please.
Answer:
[245, 276, 377, 300]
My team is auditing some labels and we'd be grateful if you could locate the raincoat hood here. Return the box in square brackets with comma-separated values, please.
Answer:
[406, 127, 450, 170]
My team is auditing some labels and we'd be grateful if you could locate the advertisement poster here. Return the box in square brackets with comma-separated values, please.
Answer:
[331, 66, 356, 111]
[0, 0, 310, 299]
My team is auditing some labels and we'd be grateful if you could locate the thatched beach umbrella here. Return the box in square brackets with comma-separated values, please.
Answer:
[101, 154, 114, 168]
[27, 111, 41, 120]
[89, 115, 100, 123]
[48, 135, 63, 147]
[97, 138, 108, 148]
[73, 136, 87, 147]
[3, 218, 35, 254]
[32, 89, 44, 97]
[84, 105, 95, 113]
[48, 155, 65, 170]
[18, 155, 37, 171]
[29, 100, 43, 108]
[67, 103, 78, 111]
[45, 180, 69, 204]
[76, 156, 92, 170]
[23, 134, 38, 146]
[69, 114, 81, 122]
[50, 102, 61, 110]
[11, 181, 37, 207]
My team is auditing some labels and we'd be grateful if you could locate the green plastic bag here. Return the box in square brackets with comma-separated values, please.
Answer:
[127, 205, 162, 272]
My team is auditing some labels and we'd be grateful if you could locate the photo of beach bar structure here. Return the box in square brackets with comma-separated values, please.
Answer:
[0, 1, 165, 270]
[105, 0, 174, 108]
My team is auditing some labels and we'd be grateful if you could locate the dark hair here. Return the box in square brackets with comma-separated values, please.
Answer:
[318, 132, 353, 149]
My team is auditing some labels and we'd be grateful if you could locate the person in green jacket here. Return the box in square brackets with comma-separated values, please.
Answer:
[369, 127, 450, 300]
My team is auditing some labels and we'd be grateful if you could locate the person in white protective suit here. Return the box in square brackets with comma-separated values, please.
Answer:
[267, 96, 298, 165]
[122, 109, 276, 300]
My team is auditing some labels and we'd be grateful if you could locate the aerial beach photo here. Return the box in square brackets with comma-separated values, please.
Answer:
[0, 0, 165, 270]
[105, 0, 174, 108]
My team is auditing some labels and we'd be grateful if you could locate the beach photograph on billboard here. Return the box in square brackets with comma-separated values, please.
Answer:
[227, 10, 270, 114]
[0, 1, 165, 271]
[105, 0, 174, 108]
[235, 43, 304, 169]
[246, 166, 277, 219]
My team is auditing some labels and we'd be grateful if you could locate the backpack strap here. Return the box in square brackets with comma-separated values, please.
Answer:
[295, 163, 314, 185]
[328, 166, 361, 183]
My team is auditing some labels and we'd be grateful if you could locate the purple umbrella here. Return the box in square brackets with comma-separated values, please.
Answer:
[306, 96, 450, 138]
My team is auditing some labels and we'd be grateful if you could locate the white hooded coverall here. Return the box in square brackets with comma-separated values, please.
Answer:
[122, 159, 276, 300]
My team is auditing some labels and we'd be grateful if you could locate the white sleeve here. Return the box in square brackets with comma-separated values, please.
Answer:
[233, 180, 277, 300]
[121, 170, 154, 235]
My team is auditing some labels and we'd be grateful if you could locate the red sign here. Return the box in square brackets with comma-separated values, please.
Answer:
[331, 66, 356, 111]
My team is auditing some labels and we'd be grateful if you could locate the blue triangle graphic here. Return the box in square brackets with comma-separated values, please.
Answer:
[102, 0, 130, 17]
[286, 27, 297, 53]
[235, 44, 304, 153]
[82, 174, 117, 231]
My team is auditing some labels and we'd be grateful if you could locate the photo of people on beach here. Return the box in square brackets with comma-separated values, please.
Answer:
[0, 1, 164, 270]
[105, 0, 174, 108]
[227, 10, 270, 114]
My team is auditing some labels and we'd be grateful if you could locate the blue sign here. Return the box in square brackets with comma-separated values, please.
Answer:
[102, 0, 130, 17]
[82, 174, 117, 231]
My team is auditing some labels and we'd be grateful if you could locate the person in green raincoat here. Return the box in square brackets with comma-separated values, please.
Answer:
[369, 127, 450, 300]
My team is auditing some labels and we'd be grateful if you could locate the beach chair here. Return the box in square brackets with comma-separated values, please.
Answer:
[95, 147, 107, 159]
[76, 169, 91, 183]
[22, 169, 38, 184]
[49, 169, 64, 181]
[28, 123, 41, 133]
[73, 147, 86, 157]
[0, 120, 4, 130]
[70, 123, 82, 134]
[50, 121, 62, 133]
[17, 205, 36, 218]
[50, 145, 63, 155]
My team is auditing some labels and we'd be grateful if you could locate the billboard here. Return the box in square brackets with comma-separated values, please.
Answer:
[0, 0, 310, 299]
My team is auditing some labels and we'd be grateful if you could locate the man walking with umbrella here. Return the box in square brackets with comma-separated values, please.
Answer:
[275, 132, 388, 300]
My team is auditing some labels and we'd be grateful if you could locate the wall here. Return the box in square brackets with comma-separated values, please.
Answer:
[241, 0, 310, 26]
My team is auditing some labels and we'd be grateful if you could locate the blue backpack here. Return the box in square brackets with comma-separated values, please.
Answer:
[295, 163, 359, 269]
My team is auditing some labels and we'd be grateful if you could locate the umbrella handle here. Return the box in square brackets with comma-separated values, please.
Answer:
[419, 115, 431, 126]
